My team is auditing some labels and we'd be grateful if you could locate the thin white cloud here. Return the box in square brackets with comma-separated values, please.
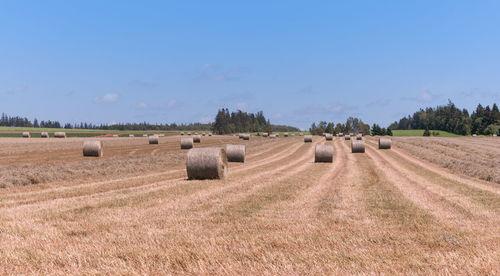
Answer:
[93, 93, 119, 103]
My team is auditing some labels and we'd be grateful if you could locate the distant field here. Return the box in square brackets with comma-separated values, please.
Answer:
[392, 129, 462, 137]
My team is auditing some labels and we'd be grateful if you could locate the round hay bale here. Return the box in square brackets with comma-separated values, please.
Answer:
[129, 134, 134, 137]
[188, 132, 192, 136]
[143, 134, 148, 137]
[149, 135, 159, 144]
[83, 141, 103, 157]
[284, 132, 289, 137]
[262, 132, 269, 137]
[193, 135, 201, 143]
[349, 133, 354, 136]
[472, 134, 477, 137]
[339, 132, 344, 136]
[22, 132, 30, 138]
[41, 132, 49, 138]
[112, 134, 119, 137]
[344, 135, 351, 140]
[299, 133, 304, 136]
[241, 134, 250, 140]
[181, 137, 194, 149]
[325, 134, 333, 141]
[493, 134, 497, 137]
[304, 135, 313, 143]
[315, 144, 333, 163]
[356, 134, 362, 140]
[275, 133, 280, 137]
[54, 132, 66, 138]
[159, 134, 165, 137]
[269, 134, 276, 138]
[208, 133, 212, 136]
[180, 132, 184, 136]
[351, 140, 365, 153]
[202, 133, 206, 136]
[186, 147, 228, 180]
[379, 137, 392, 149]
[226, 144, 246, 162]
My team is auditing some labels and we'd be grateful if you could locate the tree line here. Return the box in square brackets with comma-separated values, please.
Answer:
[309, 117, 378, 136]
[212, 109, 299, 134]
[389, 101, 500, 135]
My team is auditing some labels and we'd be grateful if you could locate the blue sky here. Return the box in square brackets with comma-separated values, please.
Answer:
[1, 1, 500, 130]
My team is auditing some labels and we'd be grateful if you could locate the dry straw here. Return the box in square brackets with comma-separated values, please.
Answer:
[112, 134, 119, 137]
[325, 134, 333, 141]
[143, 134, 148, 137]
[208, 133, 212, 136]
[181, 137, 194, 149]
[193, 135, 201, 143]
[241, 134, 250, 140]
[54, 132, 66, 138]
[186, 147, 228, 180]
[202, 133, 206, 136]
[356, 134, 362, 140]
[284, 132, 289, 137]
[262, 132, 269, 137]
[129, 134, 134, 137]
[351, 140, 365, 153]
[269, 134, 276, 138]
[299, 133, 304, 136]
[149, 135, 159, 144]
[345, 134, 351, 140]
[41, 132, 49, 138]
[180, 132, 185, 136]
[83, 141, 103, 157]
[226, 144, 246, 162]
[304, 135, 313, 143]
[188, 132, 192, 136]
[22, 132, 30, 138]
[379, 137, 392, 149]
[315, 144, 333, 163]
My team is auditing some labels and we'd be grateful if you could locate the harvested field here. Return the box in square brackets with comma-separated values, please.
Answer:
[0, 135, 498, 274]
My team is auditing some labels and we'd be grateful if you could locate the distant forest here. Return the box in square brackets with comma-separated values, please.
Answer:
[0, 109, 300, 133]
[212, 109, 299, 134]
[389, 101, 500, 135]
[309, 117, 393, 136]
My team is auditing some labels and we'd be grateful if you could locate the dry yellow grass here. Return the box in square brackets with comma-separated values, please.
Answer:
[0, 135, 498, 274]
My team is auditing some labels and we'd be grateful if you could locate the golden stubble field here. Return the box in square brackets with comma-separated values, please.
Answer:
[0, 135, 498, 274]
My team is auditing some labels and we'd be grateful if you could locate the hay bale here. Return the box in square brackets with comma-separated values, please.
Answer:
[143, 134, 148, 137]
[299, 133, 304, 136]
[41, 132, 49, 138]
[339, 132, 344, 136]
[159, 134, 165, 137]
[351, 140, 365, 153]
[379, 137, 392, 149]
[181, 137, 194, 149]
[129, 134, 134, 137]
[226, 144, 246, 162]
[275, 133, 280, 137]
[149, 135, 159, 144]
[22, 132, 30, 138]
[284, 132, 289, 137]
[186, 147, 228, 180]
[202, 133, 206, 136]
[349, 133, 354, 136]
[181, 132, 184, 136]
[325, 134, 333, 141]
[344, 135, 351, 140]
[356, 134, 362, 140]
[208, 133, 212, 136]
[112, 134, 119, 137]
[262, 132, 269, 137]
[83, 140, 103, 157]
[270, 134, 276, 138]
[472, 134, 477, 137]
[188, 132, 192, 136]
[193, 135, 201, 143]
[315, 144, 333, 163]
[241, 134, 250, 140]
[493, 134, 497, 137]
[304, 135, 313, 143]
[54, 132, 66, 138]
